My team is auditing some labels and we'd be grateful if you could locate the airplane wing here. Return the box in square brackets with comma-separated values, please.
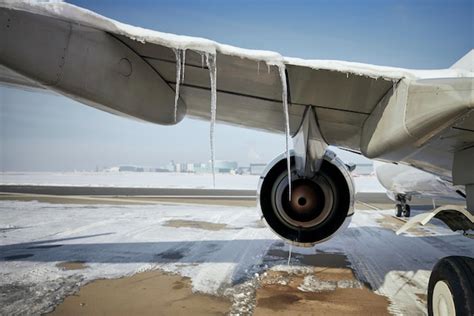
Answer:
[1, 2, 473, 185]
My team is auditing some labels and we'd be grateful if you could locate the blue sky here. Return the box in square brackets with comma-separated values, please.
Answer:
[1, 0, 472, 171]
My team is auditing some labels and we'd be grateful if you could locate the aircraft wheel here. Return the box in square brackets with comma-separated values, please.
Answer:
[403, 204, 411, 217]
[428, 256, 474, 316]
[395, 204, 403, 217]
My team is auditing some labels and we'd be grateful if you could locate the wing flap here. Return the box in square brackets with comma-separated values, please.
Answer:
[177, 84, 306, 134]
[286, 64, 393, 114]
[119, 35, 286, 102]
[117, 34, 385, 141]
[116, 33, 392, 144]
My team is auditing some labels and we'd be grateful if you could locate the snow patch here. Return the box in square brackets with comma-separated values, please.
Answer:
[298, 275, 337, 292]
[1, 201, 473, 315]
[337, 279, 363, 289]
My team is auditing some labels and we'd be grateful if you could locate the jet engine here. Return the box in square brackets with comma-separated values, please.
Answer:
[258, 150, 355, 247]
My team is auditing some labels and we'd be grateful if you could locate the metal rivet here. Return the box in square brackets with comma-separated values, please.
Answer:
[118, 58, 132, 77]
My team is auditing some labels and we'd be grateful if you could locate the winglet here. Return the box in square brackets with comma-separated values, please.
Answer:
[450, 50, 474, 72]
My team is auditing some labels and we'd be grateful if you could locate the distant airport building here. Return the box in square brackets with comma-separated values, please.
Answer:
[193, 163, 208, 173]
[154, 168, 170, 173]
[165, 160, 238, 173]
[167, 161, 177, 172]
[105, 166, 120, 172]
[174, 163, 184, 173]
[118, 165, 144, 172]
[214, 161, 238, 173]
[106, 161, 240, 174]
[250, 163, 266, 175]
[103, 165, 173, 172]
[236, 167, 250, 175]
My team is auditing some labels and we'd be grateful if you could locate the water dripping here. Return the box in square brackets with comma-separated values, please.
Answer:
[173, 49, 182, 122]
[206, 53, 218, 188]
[276, 64, 292, 201]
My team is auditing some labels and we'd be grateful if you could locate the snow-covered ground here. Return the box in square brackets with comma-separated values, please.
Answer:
[1, 200, 472, 315]
[0, 172, 385, 192]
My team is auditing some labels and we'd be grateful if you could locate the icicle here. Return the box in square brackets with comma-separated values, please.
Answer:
[201, 53, 205, 68]
[287, 244, 292, 266]
[173, 49, 182, 122]
[346, 73, 349, 79]
[181, 49, 186, 82]
[276, 64, 292, 201]
[257, 61, 260, 75]
[267, 63, 271, 74]
[206, 53, 218, 188]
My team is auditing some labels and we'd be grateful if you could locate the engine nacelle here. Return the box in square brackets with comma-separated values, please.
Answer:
[258, 150, 355, 247]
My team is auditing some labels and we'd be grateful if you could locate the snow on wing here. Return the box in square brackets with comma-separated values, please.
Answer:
[0, 1, 396, 138]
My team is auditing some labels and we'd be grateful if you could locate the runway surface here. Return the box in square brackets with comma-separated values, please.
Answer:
[0, 184, 462, 209]
[0, 188, 471, 315]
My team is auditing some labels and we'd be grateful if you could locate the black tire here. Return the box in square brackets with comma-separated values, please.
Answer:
[403, 204, 411, 217]
[428, 256, 474, 316]
[395, 204, 403, 217]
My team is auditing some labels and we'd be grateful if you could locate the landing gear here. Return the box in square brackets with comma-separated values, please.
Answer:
[396, 204, 403, 217]
[428, 256, 474, 316]
[395, 194, 411, 218]
[395, 203, 410, 217]
[403, 204, 411, 217]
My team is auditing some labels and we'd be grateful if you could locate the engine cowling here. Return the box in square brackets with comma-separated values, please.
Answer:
[258, 150, 355, 247]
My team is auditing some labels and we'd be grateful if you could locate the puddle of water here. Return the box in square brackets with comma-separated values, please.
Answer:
[255, 265, 390, 315]
[266, 249, 350, 269]
[257, 293, 301, 311]
[157, 250, 186, 260]
[49, 270, 231, 315]
[28, 245, 62, 249]
[3, 254, 34, 261]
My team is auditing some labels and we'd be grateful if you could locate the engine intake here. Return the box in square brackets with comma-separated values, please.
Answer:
[258, 150, 354, 247]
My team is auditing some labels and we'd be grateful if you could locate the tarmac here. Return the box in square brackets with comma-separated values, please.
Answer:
[0, 185, 470, 315]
